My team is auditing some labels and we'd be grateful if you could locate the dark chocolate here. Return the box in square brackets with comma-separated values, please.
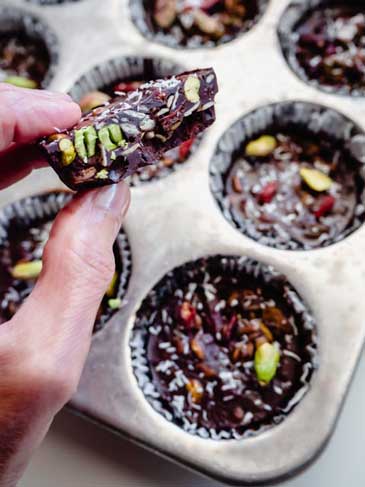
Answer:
[226, 130, 360, 248]
[131, 256, 317, 439]
[40, 68, 218, 190]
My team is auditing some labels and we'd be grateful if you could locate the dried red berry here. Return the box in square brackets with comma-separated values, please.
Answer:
[179, 301, 197, 328]
[222, 315, 237, 341]
[257, 181, 279, 204]
[178, 137, 195, 160]
[314, 195, 335, 218]
[113, 81, 142, 93]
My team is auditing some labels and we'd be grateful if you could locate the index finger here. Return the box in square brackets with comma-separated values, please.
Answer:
[0, 83, 81, 153]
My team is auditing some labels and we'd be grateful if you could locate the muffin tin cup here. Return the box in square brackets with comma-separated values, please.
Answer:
[131, 255, 318, 440]
[2, 0, 365, 484]
[130, 0, 270, 50]
[210, 100, 365, 250]
[0, 191, 132, 334]
[278, 0, 365, 97]
[0, 4, 59, 88]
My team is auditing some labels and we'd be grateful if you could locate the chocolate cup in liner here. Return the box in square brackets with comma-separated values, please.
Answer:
[0, 191, 132, 334]
[0, 6, 59, 88]
[130, 255, 318, 441]
[130, 0, 269, 50]
[68, 56, 201, 186]
[210, 101, 365, 251]
[278, 0, 365, 97]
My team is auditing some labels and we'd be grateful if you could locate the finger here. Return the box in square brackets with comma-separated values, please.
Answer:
[0, 83, 81, 152]
[0, 144, 47, 190]
[11, 182, 130, 401]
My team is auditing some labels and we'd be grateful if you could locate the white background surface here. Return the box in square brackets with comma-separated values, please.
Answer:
[21, 353, 365, 487]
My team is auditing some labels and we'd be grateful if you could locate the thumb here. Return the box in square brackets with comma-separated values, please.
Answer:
[12, 182, 130, 399]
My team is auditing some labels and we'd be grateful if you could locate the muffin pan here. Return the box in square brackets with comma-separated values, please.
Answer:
[1, 0, 365, 485]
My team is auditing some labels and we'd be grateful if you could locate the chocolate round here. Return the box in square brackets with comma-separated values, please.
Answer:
[0, 192, 132, 333]
[69, 56, 200, 186]
[0, 6, 58, 88]
[278, 1, 365, 96]
[130, 0, 268, 49]
[210, 102, 365, 250]
[131, 256, 317, 439]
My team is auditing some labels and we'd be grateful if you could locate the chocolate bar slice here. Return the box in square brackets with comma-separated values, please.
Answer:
[40, 68, 218, 190]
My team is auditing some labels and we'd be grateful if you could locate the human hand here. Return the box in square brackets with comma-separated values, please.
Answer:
[0, 84, 130, 486]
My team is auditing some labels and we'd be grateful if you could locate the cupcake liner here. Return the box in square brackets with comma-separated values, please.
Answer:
[0, 5, 59, 88]
[68, 55, 201, 186]
[130, 0, 269, 49]
[130, 255, 318, 440]
[210, 101, 365, 250]
[0, 191, 132, 334]
[278, 0, 365, 97]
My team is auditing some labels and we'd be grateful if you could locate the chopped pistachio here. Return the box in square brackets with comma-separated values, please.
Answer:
[254, 342, 280, 385]
[74, 129, 88, 160]
[108, 298, 122, 310]
[106, 272, 118, 297]
[84, 126, 97, 157]
[300, 167, 333, 192]
[245, 135, 277, 157]
[95, 169, 109, 179]
[4, 75, 37, 89]
[59, 138, 76, 166]
[11, 260, 42, 280]
[184, 75, 201, 103]
[98, 126, 117, 151]
[108, 124, 123, 145]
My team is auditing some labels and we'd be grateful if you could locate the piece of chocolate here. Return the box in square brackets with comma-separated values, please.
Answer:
[133, 0, 266, 48]
[225, 131, 360, 248]
[40, 68, 218, 190]
[131, 256, 317, 439]
[0, 192, 131, 333]
[79, 77, 199, 186]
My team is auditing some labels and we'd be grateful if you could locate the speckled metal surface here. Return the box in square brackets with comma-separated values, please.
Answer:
[1, 0, 365, 485]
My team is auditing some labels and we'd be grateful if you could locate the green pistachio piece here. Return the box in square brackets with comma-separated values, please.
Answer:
[245, 135, 277, 157]
[184, 75, 201, 103]
[106, 272, 118, 297]
[98, 126, 117, 151]
[108, 124, 123, 145]
[4, 75, 37, 89]
[299, 167, 333, 192]
[84, 126, 97, 157]
[95, 169, 109, 179]
[11, 260, 42, 280]
[254, 342, 280, 385]
[74, 129, 88, 160]
[59, 138, 76, 166]
[108, 298, 122, 310]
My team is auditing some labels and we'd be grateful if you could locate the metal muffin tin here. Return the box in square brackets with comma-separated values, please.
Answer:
[1, 0, 365, 484]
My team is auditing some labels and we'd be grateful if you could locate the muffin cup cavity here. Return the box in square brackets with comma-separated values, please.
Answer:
[131, 255, 317, 440]
[0, 192, 132, 334]
[130, 0, 269, 50]
[278, 1, 365, 96]
[210, 101, 365, 250]
[0, 5, 59, 88]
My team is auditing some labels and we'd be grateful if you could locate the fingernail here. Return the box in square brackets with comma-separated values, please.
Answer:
[92, 183, 130, 216]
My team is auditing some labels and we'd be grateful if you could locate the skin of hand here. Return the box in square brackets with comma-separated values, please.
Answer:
[0, 83, 131, 486]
